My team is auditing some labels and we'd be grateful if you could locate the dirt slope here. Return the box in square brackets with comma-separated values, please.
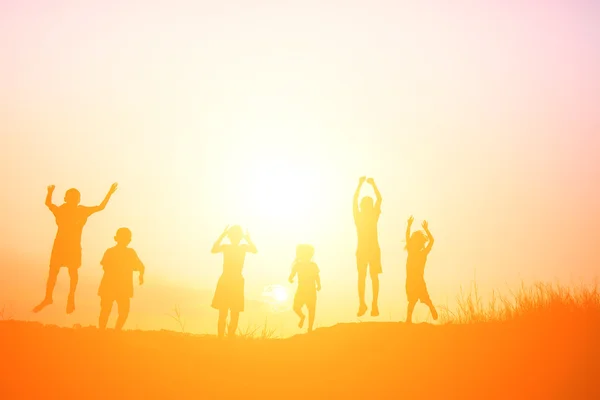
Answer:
[0, 320, 598, 399]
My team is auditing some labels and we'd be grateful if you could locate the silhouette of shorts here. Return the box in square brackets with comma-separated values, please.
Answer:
[406, 277, 431, 304]
[50, 242, 82, 269]
[100, 296, 130, 312]
[212, 274, 245, 312]
[356, 247, 382, 274]
[294, 288, 317, 310]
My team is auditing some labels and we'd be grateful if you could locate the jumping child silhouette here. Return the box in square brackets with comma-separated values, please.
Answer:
[405, 216, 438, 323]
[34, 183, 118, 314]
[353, 176, 383, 317]
[289, 244, 321, 332]
[211, 225, 257, 338]
[98, 228, 145, 331]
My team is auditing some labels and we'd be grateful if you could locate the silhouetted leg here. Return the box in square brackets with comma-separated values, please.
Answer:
[307, 304, 316, 332]
[294, 304, 305, 328]
[424, 300, 438, 321]
[406, 301, 416, 323]
[66, 268, 78, 314]
[115, 298, 131, 331]
[357, 265, 368, 316]
[228, 311, 239, 337]
[217, 309, 228, 338]
[33, 265, 60, 313]
[371, 271, 380, 316]
[99, 298, 113, 330]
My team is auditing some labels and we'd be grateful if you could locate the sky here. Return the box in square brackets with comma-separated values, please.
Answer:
[1, 1, 599, 335]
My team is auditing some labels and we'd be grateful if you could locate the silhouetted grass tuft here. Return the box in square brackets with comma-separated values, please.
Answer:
[167, 305, 187, 333]
[237, 318, 278, 340]
[440, 281, 600, 324]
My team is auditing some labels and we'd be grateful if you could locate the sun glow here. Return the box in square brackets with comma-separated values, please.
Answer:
[262, 285, 291, 312]
[272, 285, 289, 303]
[244, 158, 318, 219]
[232, 141, 335, 246]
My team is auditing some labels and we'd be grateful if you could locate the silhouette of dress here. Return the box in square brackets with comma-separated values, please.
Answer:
[406, 248, 432, 304]
[211, 244, 247, 312]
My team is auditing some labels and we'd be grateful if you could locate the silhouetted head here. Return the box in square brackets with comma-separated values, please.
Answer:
[64, 188, 81, 205]
[407, 230, 428, 252]
[360, 196, 374, 214]
[296, 244, 315, 262]
[227, 225, 243, 245]
[114, 227, 132, 246]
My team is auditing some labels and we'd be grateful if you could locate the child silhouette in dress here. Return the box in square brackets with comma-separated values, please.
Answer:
[211, 225, 257, 338]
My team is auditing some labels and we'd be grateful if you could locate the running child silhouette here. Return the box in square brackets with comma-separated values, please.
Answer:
[405, 216, 438, 323]
[34, 183, 118, 314]
[289, 244, 321, 332]
[211, 225, 257, 338]
[353, 176, 383, 317]
[98, 228, 145, 331]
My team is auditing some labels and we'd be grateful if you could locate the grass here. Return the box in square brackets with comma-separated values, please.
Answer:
[440, 280, 600, 324]
[166, 280, 600, 337]
[167, 305, 187, 333]
[166, 305, 278, 338]
[237, 318, 278, 339]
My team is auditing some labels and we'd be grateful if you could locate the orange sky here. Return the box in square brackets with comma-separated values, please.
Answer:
[1, 1, 599, 335]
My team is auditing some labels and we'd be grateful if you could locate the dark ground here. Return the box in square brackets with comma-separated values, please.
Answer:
[0, 319, 598, 399]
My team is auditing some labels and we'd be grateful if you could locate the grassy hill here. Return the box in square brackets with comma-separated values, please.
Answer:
[1, 316, 598, 399]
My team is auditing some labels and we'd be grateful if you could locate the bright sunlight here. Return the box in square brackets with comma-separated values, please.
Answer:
[262, 284, 290, 312]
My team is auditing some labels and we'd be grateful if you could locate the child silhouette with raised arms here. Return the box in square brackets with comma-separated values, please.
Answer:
[34, 183, 118, 314]
[353, 176, 383, 317]
[98, 228, 145, 331]
[289, 244, 321, 332]
[405, 216, 438, 323]
[211, 225, 257, 338]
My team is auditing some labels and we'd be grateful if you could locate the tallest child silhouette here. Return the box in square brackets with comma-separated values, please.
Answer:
[34, 183, 118, 314]
[353, 176, 383, 317]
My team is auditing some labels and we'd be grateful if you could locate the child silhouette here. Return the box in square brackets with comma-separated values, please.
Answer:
[405, 216, 438, 323]
[98, 228, 145, 331]
[353, 176, 383, 317]
[34, 183, 118, 314]
[211, 225, 257, 338]
[289, 244, 321, 332]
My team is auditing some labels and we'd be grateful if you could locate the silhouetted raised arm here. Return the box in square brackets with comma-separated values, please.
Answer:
[83, 183, 118, 215]
[406, 216, 414, 244]
[368, 178, 382, 209]
[423, 221, 434, 253]
[45, 185, 58, 214]
[244, 230, 258, 254]
[353, 176, 366, 221]
[211, 226, 229, 253]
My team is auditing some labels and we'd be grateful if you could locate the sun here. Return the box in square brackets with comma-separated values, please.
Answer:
[247, 160, 314, 216]
[237, 153, 326, 235]
[212, 111, 337, 245]
[271, 285, 289, 302]
[261, 284, 290, 312]
[262, 284, 289, 302]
